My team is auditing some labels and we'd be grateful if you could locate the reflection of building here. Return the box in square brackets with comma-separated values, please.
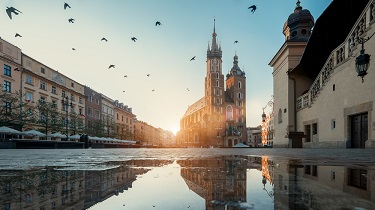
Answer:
[272, 159, 375, 210]
[0, 167, 85, 210]
[270, 0, 375, 148]
[84, 163, 147, 209]
[178, 156, 247, 210]
[178, 21, 247, 148]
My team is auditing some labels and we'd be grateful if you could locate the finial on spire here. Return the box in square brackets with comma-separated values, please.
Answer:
[295, 0, 302, 10]
[214, 17, 216, 33]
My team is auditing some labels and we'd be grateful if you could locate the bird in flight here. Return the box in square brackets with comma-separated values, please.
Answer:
[6, 7, 22, 19]
[108, 65, 115, 69]
[152, 89, 155, 92]
[131, 37, 137, 42]
[72, 48, 76, 51]
[64, 2, 71, 10]
[234, 40, 238, 44]
[15, 33, 22, 38]
[187, 88, 190, 91]
[124, 75, 127, 78]
[122, 90, 125, 92]
[248, 5, 257, 13]
[190, 56, 196, 61]
[101, 37, 108, 42]
[155, 21, 162, 26]
[147, 74, 150, 77]
[68, 18, 75, 23]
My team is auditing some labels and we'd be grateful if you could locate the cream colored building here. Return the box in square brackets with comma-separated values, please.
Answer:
[0, 39, 23, 129]
[262, 112, 274, 147]
[114, 100, 136, 140]
[270, 0, 375, 148]
[21, 54, 85, 134]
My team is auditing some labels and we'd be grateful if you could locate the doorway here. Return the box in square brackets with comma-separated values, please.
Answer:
[350, 113, 368, 148]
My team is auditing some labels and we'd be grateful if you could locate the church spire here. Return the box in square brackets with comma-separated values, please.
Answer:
[207, 17, 222, 58]
[211, 18, 218, 51]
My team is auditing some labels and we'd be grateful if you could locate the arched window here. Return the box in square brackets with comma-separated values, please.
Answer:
[278, 108, 282, 124]
[237, 92, 241, 99]
[194, 133, 199, 142]
[216, 73, 219, 79]
[238, 81, 242, 89]
[226, 106, 233, 121]
[216, 80, 219, 87]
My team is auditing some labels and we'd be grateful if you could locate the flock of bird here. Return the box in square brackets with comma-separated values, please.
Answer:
[5, 2, 258, 95]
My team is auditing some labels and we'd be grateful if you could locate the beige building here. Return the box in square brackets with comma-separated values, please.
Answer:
[0, 39, 23, 129]
[21, 54, 86, 134]
[262, 112, 274, 147]
[134, 121, 166, 146]
[269, 0, 375, 148]
[114, 100, 136, 140]
[246, 126, 262, 147]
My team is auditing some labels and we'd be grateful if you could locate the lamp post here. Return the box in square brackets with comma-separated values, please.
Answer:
[14, 67, 25, 131]
[61, 96, 72, 141]
[355, 33, 374, 83]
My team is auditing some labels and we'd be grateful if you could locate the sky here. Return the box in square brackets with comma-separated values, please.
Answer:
[1, 0, 332, 134]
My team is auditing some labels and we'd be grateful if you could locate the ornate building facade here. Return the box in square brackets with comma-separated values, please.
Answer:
[270, 0, 375, 148]
[178, 22, 247, 147]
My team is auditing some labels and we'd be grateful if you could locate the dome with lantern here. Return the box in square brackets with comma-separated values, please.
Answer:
[283, 0, 315, 41]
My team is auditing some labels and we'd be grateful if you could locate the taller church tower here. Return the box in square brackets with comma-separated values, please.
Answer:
[204, 19, 225, 146]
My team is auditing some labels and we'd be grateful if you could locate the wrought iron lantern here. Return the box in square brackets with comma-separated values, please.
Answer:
[355, 33, 374, 83]
[355, 47, 370, 83]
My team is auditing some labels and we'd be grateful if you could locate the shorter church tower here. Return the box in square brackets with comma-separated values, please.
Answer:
[224, 54, 247, 146]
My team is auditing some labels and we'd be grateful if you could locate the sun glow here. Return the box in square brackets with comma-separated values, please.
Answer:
[171, 126, 180, 136]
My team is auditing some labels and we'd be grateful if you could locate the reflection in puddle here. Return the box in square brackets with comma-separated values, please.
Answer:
[0, 156, 374, 210]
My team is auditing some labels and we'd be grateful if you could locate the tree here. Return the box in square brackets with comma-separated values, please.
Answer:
[69, 112, 85, 135]
[0, 90, 33, 130]
[34, 99, 62, 136]
[102, 116, 116, 138]
[84, 119, 102, 137]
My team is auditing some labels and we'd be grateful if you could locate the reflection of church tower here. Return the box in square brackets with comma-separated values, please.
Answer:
[204, 19, 225, 146]
[178, 157, 247, 210]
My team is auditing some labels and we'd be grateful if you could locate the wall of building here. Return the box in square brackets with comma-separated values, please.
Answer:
[297, 5, 375, 148]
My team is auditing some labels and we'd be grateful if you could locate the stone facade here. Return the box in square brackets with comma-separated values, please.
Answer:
[270, 0, 375, 148]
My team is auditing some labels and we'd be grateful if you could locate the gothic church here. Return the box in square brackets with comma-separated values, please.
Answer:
[178, 21, 247, 147]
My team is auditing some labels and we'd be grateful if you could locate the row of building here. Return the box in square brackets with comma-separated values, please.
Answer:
[0, 38, 174, 146]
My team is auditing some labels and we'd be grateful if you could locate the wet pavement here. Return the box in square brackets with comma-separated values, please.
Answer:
[0, 148, 374, 209]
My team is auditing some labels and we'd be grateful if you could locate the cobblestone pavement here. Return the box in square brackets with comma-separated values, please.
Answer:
[0, 148, 374, 169]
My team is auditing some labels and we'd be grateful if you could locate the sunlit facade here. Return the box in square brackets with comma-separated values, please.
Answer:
[0, 39, 23, 129]
[178, 22, 247, 147]
[270, 0, 375, 148]
[261, 112, 274, 147]
[114, 100, 135, 140]
[21, 54, 86, 135]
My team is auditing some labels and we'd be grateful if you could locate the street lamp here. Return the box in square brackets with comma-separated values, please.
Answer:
[61, 96, 73, 141]
[14, 67, 25, 131]
[355, 33, 374, 83]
